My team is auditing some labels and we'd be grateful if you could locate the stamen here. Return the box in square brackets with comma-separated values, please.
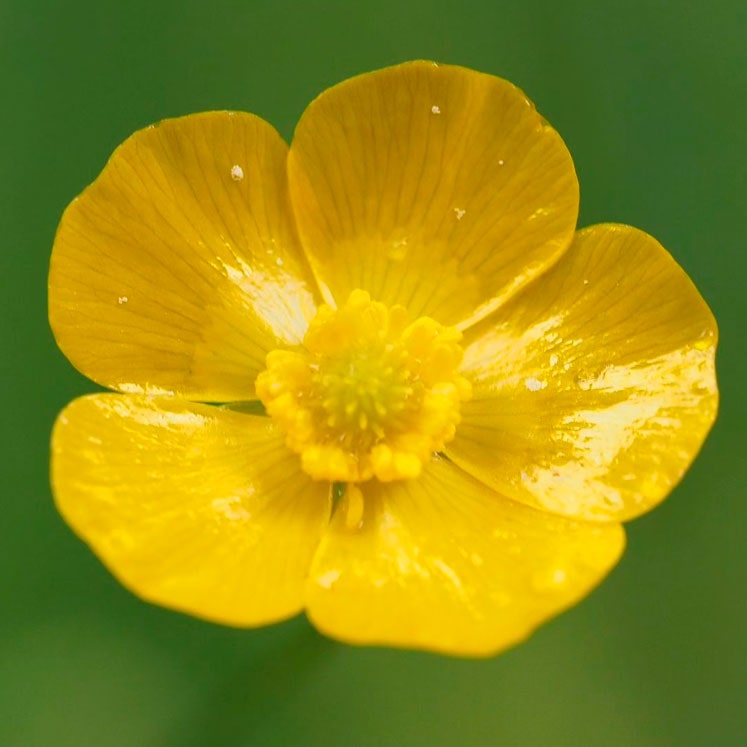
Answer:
[255, 290, 471, 482]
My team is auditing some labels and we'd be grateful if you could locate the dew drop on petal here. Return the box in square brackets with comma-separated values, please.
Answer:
[532, 568, 568, 593]
[344, 485, 365, 530]
[388, 238, 408, 261]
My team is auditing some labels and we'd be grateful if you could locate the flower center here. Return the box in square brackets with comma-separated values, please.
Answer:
[255, 289, 471, 482]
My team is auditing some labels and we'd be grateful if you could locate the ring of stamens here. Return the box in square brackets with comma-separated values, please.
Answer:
[255, 289, 471, 482]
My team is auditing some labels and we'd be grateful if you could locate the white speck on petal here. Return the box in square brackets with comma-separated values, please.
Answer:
[230, 164, 244, 181]
[549, 354, 559, 367]
[583, 278, 589, 285]
[317, 569, 340, 589]
[276, 257, 283, 267]
[431, 105, 441, 114]
[454, 208, 466, 220]
[117, 296, 128, 304]
[211, 496, 251, 521]
[525, 376, 547, 391]
[498, 159, 505, 166]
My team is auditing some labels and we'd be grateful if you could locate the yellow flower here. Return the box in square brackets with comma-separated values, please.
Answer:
[49, 61, 718, 657]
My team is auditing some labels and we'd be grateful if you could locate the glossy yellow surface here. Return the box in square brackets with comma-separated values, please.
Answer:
[288, 61, 579, 327]
[256, 289, 470, 482]
[52, 395, 331, 626]
[450, 224, 718, 521]
[306, 456, 624, 656]
[48, 63, 719, 655]
[49, 112, 319, 402]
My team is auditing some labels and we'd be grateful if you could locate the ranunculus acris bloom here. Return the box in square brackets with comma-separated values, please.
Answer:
[49, 61, 718, 656]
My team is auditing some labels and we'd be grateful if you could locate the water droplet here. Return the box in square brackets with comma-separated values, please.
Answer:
[344, 485, 364, 529]
[230, 164, 244, 181]
[532, 567, 568, 593]
[693, 329, 714, 350]
[529, 207, 550, 220]
[388, 238, 408, 261]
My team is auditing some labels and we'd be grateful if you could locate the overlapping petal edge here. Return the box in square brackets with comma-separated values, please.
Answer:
[49, 60, 718, 656]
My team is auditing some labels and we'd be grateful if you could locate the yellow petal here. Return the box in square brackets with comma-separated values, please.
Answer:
[51, 395, 330, 626]
[288, 60, 578, 327]
[450, 224, 718, 522]
[49, 112, 318, 401]
[306, 457, 624, 657]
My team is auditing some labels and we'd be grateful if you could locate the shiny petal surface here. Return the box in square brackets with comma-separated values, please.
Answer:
[49, 112, 318, 401]
[288, 60, 578, 327]
[306, 457, 624, 656]
[52, 395, 330, 626]
[450, 224, 718, 522]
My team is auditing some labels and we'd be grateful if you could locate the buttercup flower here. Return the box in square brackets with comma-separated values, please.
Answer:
[49, 61, 718, 656]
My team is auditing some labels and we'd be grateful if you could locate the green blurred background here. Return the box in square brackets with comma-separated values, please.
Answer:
[1, 0, 744, 744]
